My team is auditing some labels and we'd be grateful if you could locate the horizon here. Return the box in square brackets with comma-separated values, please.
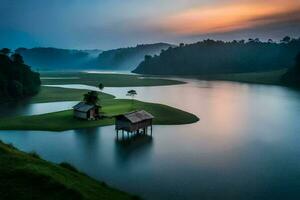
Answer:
[3, 37, 299, 52]
[1, 0, 300, 50]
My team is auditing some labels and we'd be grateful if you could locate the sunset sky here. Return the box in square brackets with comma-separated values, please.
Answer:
[0, 0, 299, 49]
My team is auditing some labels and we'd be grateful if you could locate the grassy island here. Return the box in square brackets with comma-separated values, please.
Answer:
[0, 99, 199, 131]
[0, 140, 136, 200]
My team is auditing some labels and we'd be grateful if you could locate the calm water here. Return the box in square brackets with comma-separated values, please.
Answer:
[1, 80, 300, 200]
[0, 101, 78, 117]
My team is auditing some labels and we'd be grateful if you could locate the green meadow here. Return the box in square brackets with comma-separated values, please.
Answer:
[0, 140, 137, 200]
[41, 72, 184, 87]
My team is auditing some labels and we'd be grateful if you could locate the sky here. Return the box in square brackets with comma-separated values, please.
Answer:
[0, 0, 300, 50]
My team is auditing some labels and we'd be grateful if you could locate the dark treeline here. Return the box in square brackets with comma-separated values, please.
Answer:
[96, 43, 173, 71]
[133, 37, 300, 75]
[282, 52, 300, 87]
[16, 47, 101, 70]
[0, 48, 41, 101]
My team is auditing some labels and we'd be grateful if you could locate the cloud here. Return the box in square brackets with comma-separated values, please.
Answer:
[0, 0, 299, 49]
[162, 0, 300, 36]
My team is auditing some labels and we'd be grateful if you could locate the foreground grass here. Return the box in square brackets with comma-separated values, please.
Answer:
[0, 99, 199, 131]
[41, 72, 185, 87]
[0, 141, 136, 200]
[197, 69, 287, 85]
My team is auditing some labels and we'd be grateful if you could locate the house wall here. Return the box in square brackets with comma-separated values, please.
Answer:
[116, 119, 152, 132]
[74, 110, 87, 119]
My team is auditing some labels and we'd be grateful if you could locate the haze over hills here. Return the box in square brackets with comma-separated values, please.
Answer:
[133, 38, 300, 75]
[15, 47, 102, 71]
[94, 43, 173, 71]
[15, 43, 173, 71]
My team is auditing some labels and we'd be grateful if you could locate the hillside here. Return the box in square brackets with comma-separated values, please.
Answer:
[0, 52, 41, 102]
[282, 52, 300, 87]
[133, 38, 300, 75]
[95, 43, 173, 71]
[0, 140, 135, 200]
[15, 47, 102, 71]
[15, 43, 173, 71]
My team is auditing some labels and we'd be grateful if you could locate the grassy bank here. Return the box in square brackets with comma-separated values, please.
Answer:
[0, 140, 136, 200]
[0, 99, 199, 131]
[196, 69, 287, 85]
[41, 72, 185, 87]
[30, 86, 114, 103]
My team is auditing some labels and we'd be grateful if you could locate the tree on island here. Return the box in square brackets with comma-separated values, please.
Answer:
[126, 89, 137, 108]
[83, 91, 99, 105]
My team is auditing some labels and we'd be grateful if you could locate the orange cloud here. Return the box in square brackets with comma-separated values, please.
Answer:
[162, 0, 300, 35]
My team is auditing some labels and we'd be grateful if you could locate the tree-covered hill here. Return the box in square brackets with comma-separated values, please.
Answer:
[133, 37, 300, 75]
[16, 47, 100, 71]
[282, 52, 300, 87]
[95, 43, 173, 71]
[0, 49, 41, 102]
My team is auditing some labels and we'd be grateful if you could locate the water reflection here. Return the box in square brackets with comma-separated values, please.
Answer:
[114, 134, 153, 165]
[1, 80, 300, 200]
[0, 101, 78, 117]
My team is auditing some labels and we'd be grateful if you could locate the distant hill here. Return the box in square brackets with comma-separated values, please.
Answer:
[95, 43, 173, 71]
[16, 43, 173, 71]
[16, 47, 102, 71]
[133, 38, 300, 75]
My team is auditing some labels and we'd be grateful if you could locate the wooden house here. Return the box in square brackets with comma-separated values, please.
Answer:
[115, 110, 154, 134]
[73, 102, 101, 120]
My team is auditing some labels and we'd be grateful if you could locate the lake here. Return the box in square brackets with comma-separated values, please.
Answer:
[1, 79, 300, 200]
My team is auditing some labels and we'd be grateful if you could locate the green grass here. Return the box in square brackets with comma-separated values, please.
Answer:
[0, 99, 199, 131]
[0, 140, 137, 200]
[41, 72, 185, 87]
[29, 86, 115, 103]
[197, 69, 287, 85]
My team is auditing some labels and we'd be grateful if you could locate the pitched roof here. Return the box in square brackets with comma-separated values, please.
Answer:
[73, 102, 97, 112]
[119, 110, 154, 123]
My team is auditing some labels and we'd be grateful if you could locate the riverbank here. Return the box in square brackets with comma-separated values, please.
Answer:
[196, 69, 286, 85]
[0, 99, 199, 131]
[41, 72, 185, 87]
[30, 86, 115, 103]
[0, 140, 136, 200]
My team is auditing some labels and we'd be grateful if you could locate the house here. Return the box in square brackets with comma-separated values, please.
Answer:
[115, 110, 154, 134]
[73, 102, 101, 120]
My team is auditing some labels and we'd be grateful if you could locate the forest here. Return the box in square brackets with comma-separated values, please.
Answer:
[282, 52, 300, 86]
[0, 48, 41, 101]
[96, 43, 172, 71]
[133, 37, 300, 75]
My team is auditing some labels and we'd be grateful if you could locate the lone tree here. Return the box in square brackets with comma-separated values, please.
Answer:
[126, 89, 137, 107]
[83, 91, 99, 105]
[98, 83, 104, 91]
